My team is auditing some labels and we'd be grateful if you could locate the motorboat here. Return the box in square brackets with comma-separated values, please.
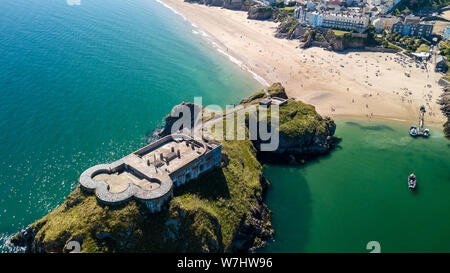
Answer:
[408, 173, 417, 190]
[409, 126, 418, 136]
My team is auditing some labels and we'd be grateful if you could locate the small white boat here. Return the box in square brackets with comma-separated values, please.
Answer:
[409, 126, 418, 137]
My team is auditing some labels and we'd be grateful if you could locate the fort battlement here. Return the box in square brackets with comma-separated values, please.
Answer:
[79, 134, 222, 212]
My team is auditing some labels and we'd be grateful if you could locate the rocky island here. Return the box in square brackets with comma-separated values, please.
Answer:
[11, 83, 336, 253]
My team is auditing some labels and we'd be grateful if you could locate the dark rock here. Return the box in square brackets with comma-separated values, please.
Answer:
[247, 6, 273, 20]
[10, 221, 46, 252]
[184, 0, 251, 11]
[275, 18, 307, 40]
[229, 188, 273, 252]
[437, 86, 450, 138]
[159, 102, 203, 137]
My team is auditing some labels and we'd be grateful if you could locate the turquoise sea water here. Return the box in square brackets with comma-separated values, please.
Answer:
[0, 0, 449, 253]
[0, 0, 261, 251]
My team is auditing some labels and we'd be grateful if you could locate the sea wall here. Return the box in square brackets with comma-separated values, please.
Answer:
[79, 134, 222, 213]
[170, 143, 222, 186]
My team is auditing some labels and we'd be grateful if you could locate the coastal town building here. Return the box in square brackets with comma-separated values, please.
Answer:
[370, 16, 400, 33]
[371, 0, 402, 14]
[322, 12, 369, 32]
[291, 0, 436, 36]
[391, 15, 434, 38]
[435, 55, 448, 73]
[79, 134, 222, 212]
[295, 6, 370, 32]
[444, 26, 450, 40]
[372, 17, 384, 33]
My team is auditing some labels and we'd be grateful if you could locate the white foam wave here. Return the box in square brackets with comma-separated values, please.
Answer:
[388, 118, 407, 122]
[216, 47, 269, 86]
[155, 0, 269, 87]
[156, 0, 187, 21]
[0, 232, 25, 253]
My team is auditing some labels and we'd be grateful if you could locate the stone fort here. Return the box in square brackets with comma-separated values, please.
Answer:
[79, 134, 222, 212]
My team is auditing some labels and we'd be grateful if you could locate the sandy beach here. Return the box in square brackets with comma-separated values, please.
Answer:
[160, 0, 445, 124]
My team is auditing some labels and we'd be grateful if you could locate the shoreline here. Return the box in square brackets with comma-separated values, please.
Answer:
[159, 0, 446, 125]
[157, 0, 269, 86]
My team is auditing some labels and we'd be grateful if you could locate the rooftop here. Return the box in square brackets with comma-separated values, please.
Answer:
[79, 134, 221, 204]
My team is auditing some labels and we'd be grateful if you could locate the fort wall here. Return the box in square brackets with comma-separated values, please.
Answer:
[79, 134, 222, 212]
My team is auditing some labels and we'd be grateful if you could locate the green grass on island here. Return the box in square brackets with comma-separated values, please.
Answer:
[332, 29, 350, 36]
[20, 137, 269, 253]
[14, 83, 334, 253]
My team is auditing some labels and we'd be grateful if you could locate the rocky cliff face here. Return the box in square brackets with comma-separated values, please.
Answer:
[184, 0, 252, 11]
[325, 31, 365, 51]
[11, 107, 275, 253]
[247, 6, 273, 20]
[275, 18, 307, 40]
[438, 86, 450, 138]
[239, 83, 336, 161]
[11, 139, 274, 253]
[223, 0, 250, 10]
[11, 83, 335, 253]
[298, 29, 366, 51]
[277, 116, 336, 155]
[159, 102, 203, 137]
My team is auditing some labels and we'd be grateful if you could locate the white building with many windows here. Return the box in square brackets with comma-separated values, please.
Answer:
[295, 6, 369, 32]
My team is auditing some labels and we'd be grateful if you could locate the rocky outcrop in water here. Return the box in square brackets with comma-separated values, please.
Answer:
[247, 84, 336, 161]
[277, 116, 336, 155]
[11, 143, 273, 253]
[11, 83, 335, 253]
[159, 102, 203, 137]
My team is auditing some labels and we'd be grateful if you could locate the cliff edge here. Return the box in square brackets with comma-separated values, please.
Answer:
[438, 86, 450, 138]
[11, 83, 336, 252]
